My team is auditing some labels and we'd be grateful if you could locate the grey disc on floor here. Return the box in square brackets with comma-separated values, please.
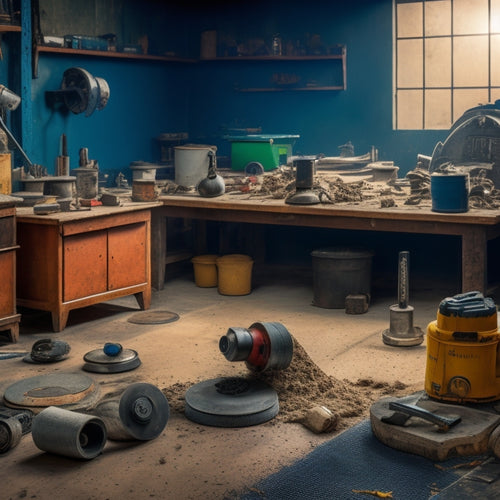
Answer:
[83, 347, 141, 373]
[127, 310, 179, 325]
[3, 373, 101, 413]
[184, 377, 279, 428]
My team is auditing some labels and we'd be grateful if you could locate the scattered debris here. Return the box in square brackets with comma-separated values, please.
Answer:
[162, 337, 409, 430]
[352, 489, 393, 498]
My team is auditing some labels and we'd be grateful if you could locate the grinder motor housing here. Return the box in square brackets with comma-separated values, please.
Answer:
[425, 291, 500, 403]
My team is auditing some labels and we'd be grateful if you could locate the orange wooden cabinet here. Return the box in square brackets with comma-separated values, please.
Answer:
[0, 197, 21, 342]
[16, 206, 153, 332]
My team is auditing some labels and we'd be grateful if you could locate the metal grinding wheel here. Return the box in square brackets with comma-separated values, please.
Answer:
[184, 377, 279, 427]
[83, 343, 141, 373]
[219, 321, 294, 372]
[118, 383, 169, 440]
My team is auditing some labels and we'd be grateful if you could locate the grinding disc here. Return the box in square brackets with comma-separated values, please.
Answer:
[118, 383, 170, 440]
[3, 373, 101, 414]
[127, 310, 179, 325]
[0, 417, 22, 454]
[184, 377, 279, 427]
[83, 347, 141, 373]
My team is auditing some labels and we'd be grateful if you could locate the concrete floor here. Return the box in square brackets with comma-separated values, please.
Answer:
[0, 265, 463, 499]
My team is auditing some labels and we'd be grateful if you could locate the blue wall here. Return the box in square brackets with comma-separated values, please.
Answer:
[29, 55, 189, 183]
[9, 0, 448, 181]
[188, 0, 446, 173]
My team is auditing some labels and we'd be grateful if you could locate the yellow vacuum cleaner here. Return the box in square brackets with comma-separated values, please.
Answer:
[425, 291, 500, 403]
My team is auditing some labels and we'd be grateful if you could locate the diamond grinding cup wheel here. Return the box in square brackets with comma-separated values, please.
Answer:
[93, 383, 170, 441]
[219, 321, 293, 372]
[184, 377, 279, 427]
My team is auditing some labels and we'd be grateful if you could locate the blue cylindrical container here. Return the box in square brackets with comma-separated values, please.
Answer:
[430, 173, 469, 213]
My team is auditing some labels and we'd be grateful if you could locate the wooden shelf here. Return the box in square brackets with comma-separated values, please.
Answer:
[203, 47, 347, 92]
[0, 24, 21, 33]
[201, 54, 345, 62]
[36, 45, 195, 63]
[239, 86, 345, 92]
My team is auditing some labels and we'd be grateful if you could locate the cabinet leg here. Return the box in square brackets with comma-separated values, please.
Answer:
[134, 290, 151, 310]
[51, 310, 69, 332]
[8, 323, 19, 343]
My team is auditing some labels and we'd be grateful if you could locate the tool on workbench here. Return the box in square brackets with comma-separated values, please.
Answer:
[73, 147, 99, 199]
[56, 133, 70, 176]
[197, 149, 225, 197]
[381, 250, 424, 346]
[286, 156, 320, 205]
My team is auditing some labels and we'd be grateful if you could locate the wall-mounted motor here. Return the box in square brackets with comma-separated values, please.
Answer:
[46, 67, 110, 117]
[219, 321, 293, 371]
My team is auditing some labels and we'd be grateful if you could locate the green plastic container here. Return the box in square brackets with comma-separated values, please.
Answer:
[225, 134, 300, 171]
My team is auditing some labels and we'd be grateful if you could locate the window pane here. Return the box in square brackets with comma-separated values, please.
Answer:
[425, 89, 452, 129]
[453, 0, 489, 34]
[397, 39, 423, 87]
[424, 0, 451, 36]
[397, 2, 423, 37]
[397, 89, 423, 129]
[492, 0, 500, 32]
[490, 88, 500, 102]
[453, 88, 489, 121]
[453, 35, 489, 86]
[491, 35, 500, 85]
[425, 38, 451, 87]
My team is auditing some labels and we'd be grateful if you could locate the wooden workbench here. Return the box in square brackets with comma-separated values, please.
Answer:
[152, 194, 500, 294]
[16, 202, 159, 332]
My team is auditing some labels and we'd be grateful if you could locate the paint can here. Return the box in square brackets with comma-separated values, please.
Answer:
[174, 144, 217, 188]
[431, 173, 469, 213]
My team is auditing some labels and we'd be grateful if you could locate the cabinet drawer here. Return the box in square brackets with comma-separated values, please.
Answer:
[63, 230, 107, 302]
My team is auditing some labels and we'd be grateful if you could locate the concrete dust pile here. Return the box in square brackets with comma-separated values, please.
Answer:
[161, 337, 408, 431]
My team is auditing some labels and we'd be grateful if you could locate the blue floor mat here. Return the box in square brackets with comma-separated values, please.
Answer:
[242, 419, 484, 500]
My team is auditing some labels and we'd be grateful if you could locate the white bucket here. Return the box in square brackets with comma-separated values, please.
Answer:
[174, 144, 217, 188]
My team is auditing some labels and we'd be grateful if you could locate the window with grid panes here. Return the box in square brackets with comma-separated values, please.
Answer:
[394, 0, 500, 130]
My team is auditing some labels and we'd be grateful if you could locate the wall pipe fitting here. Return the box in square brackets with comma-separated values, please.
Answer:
[219, 321, 294, 372]
[32, 406, 107, 460]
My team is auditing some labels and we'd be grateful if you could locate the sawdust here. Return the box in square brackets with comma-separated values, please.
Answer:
[161, 337, 409, 431]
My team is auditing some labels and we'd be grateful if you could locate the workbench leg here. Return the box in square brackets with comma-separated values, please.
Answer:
[151, 209, 166, 291]
[462, 228, 487, 294]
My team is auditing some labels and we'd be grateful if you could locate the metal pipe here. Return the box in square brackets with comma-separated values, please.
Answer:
[398, 251, 410, 309]
[0, 114, 33, 168]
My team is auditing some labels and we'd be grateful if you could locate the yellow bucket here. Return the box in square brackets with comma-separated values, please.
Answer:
[191, 254, 219, 287]
[216, 254, 254, 296]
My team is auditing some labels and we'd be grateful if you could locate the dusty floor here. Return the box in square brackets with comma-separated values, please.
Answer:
[0, 266, 459, 500]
